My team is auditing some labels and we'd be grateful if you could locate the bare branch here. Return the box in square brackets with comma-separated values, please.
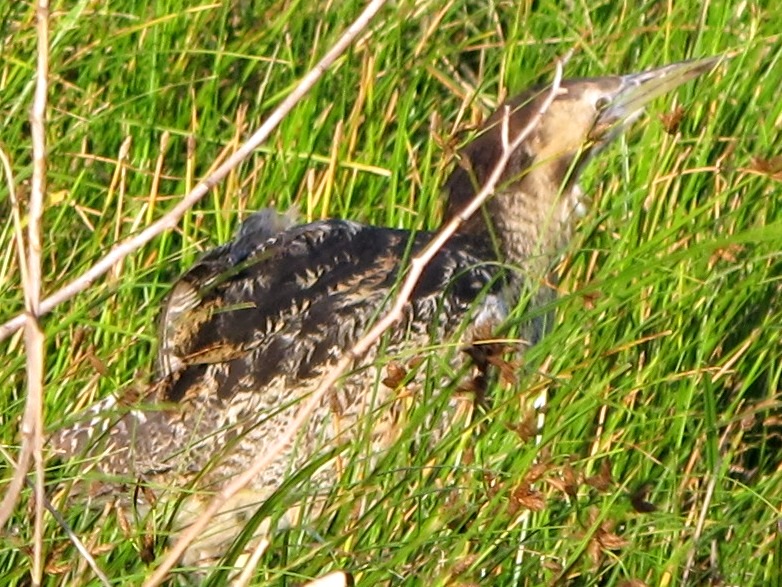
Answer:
[0, 0, 390, 345]
[0, 4, 50, 585]
[29, 2, 48, 582]
[147, 53, 569, 583]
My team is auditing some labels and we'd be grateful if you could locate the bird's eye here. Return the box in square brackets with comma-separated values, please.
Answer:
[595, 96, 611, 111]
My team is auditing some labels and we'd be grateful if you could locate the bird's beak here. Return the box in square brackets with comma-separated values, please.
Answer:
[595, 57, 720, 132]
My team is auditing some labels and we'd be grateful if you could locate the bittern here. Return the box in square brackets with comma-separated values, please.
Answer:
[53, 57, 716, 564]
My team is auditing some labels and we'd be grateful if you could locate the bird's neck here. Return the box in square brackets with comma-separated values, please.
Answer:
[451, 178, 584, 274]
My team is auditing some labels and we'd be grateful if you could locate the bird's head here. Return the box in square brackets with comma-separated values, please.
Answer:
[444, 57, 718, 259]
[546, 57, 718, 163]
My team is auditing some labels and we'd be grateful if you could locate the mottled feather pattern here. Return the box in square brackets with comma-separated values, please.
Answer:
[162, 220, 507, 389]
[53, 214, 515, 495]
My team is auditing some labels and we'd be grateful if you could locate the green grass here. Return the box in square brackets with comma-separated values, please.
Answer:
[1, 0, 781, 585]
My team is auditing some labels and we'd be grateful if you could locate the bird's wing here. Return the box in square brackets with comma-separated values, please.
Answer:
[156, 218, 505, 404]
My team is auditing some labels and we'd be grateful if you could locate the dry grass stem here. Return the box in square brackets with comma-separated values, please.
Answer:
[0, 3, 50, 585]
[681, 455, 720, 583]
[0, 147, 32, 529]
[230, 538, 269, 587]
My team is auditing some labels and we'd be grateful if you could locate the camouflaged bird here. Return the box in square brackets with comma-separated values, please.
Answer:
[52, 58, 716, 564]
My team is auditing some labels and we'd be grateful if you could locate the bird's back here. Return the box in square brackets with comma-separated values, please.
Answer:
[53, 213, 513, 494]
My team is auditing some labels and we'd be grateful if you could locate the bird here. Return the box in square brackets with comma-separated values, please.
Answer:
[52, 57, 717, 565]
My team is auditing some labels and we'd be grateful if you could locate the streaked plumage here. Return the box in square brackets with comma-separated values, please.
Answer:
[52, 58, 716, 563]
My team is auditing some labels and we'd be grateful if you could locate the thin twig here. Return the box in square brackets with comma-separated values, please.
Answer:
[30, 4, 50, 579]
[230, 538, 269, 587]
[0, 2, 50, 584]
[147, 53, 569, 584]
[0, 0, 390, 345]
[142, 1, 391, 582]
